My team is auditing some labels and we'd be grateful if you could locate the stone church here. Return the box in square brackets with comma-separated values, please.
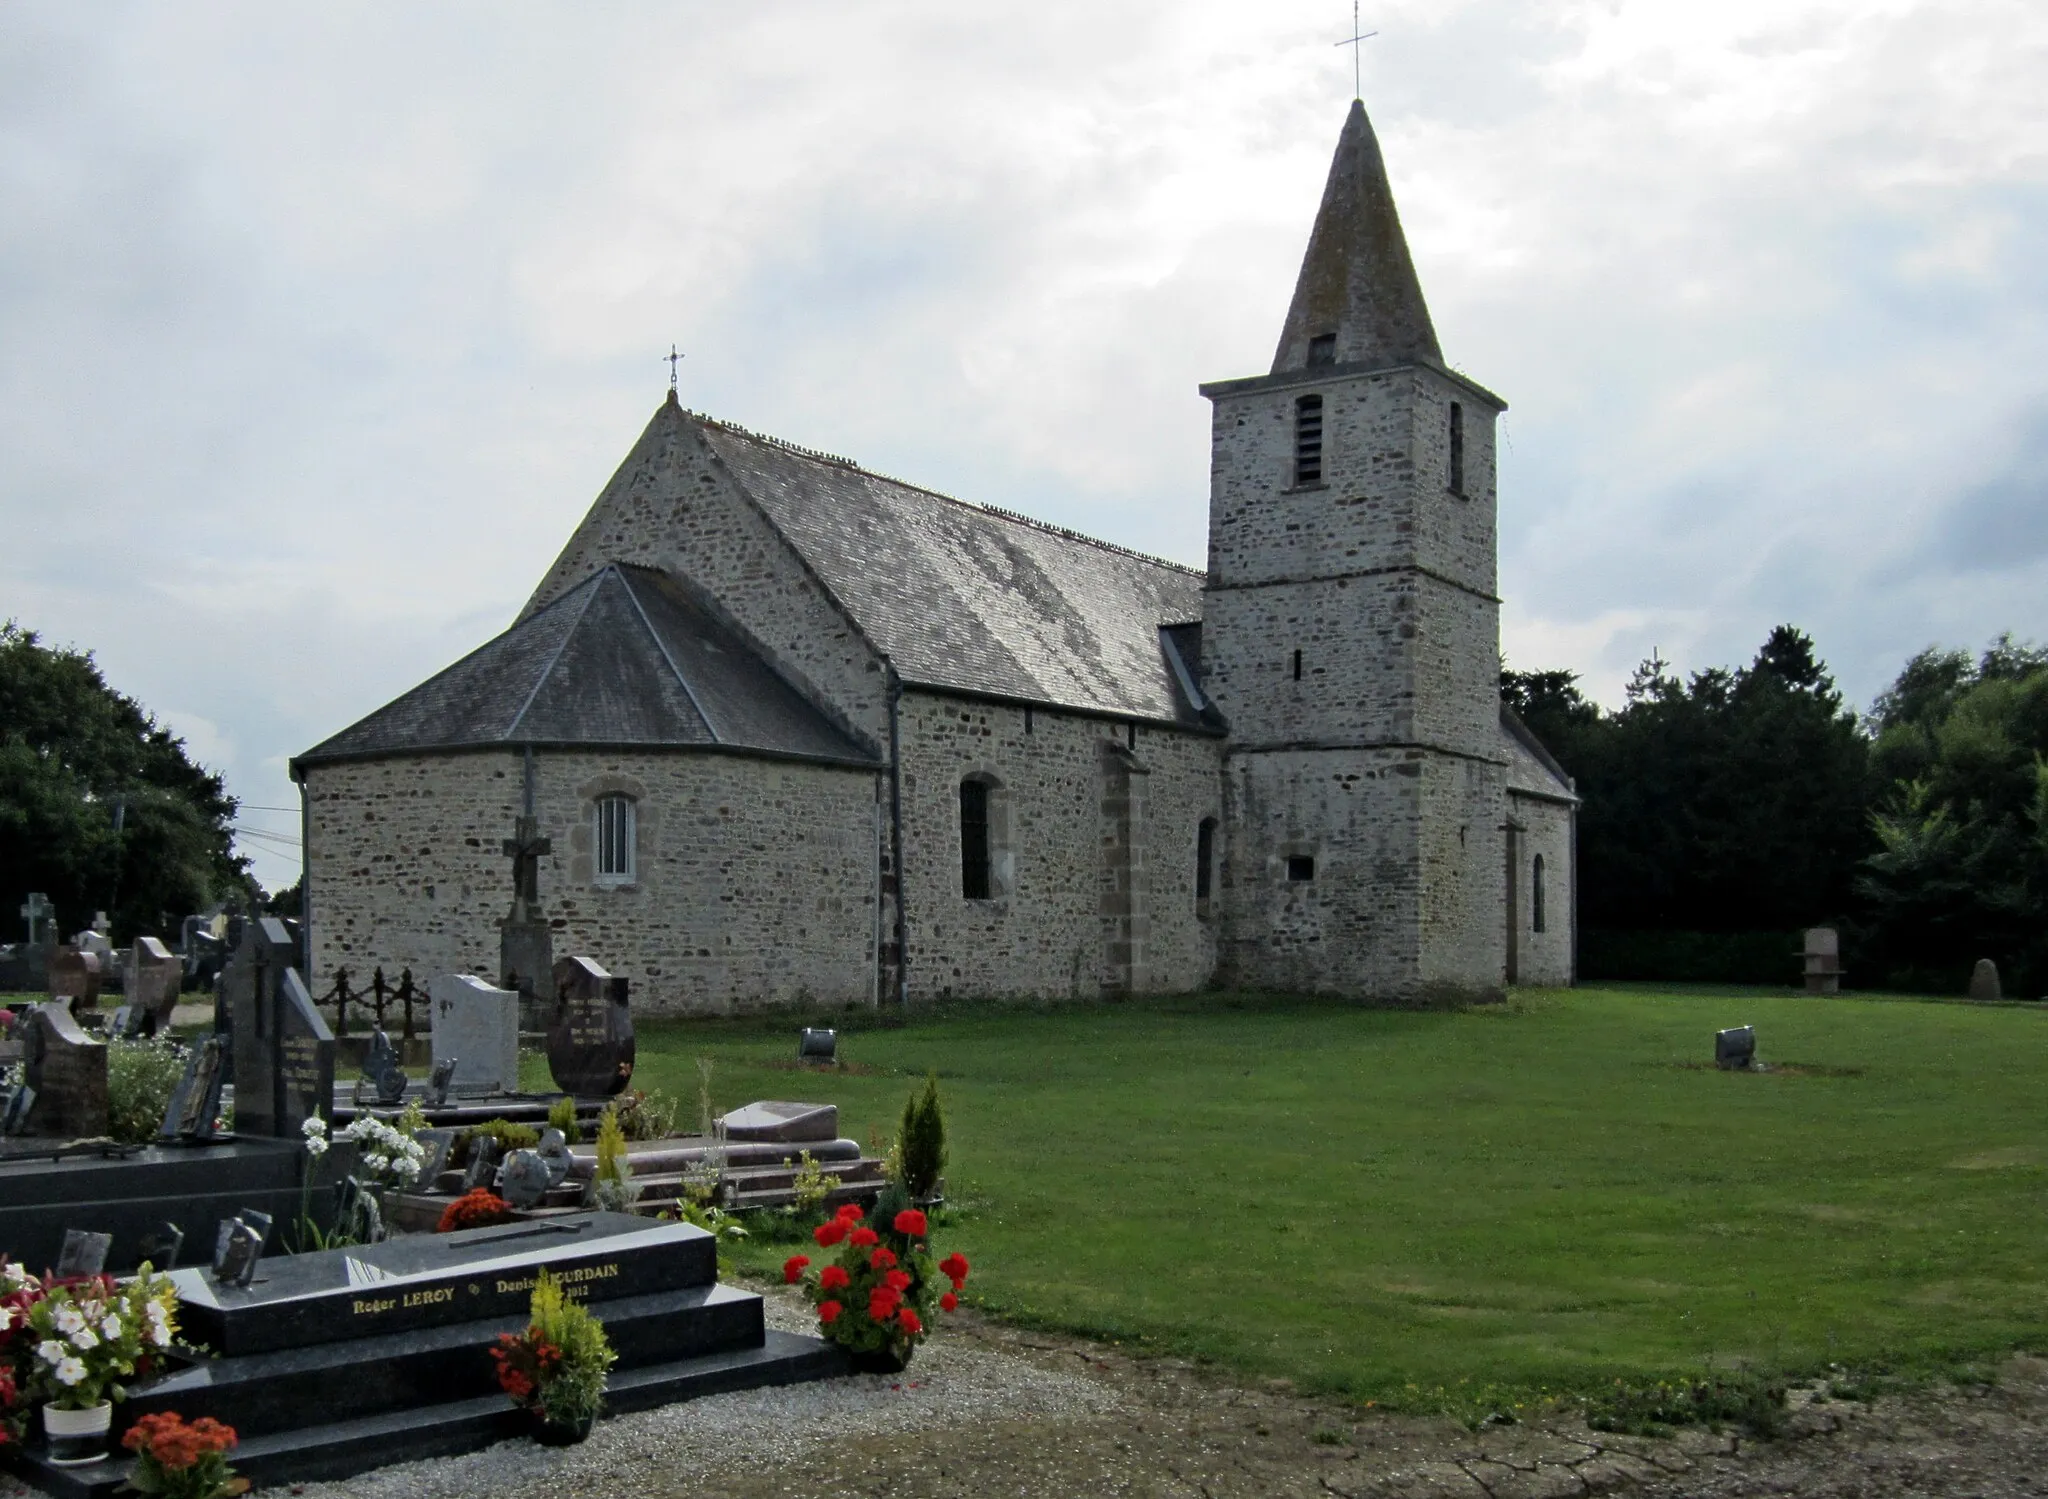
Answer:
[293, 101, 1578, 1013]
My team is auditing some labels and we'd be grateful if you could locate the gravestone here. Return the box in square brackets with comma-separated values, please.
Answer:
[19, 891, 55, 947]
[499, 815, 556, 1033]
[461, 1137, 503, 1194]
[158, 1035, 228, 1141]
[75, 917, 114, 972]
[22, 1002, 109, 1137]
[430, 973, 520, 1095]
[48, 947, 104, 1012]
[411, 1127, 459, 1187]
[1969, 958, 2002, 1001]
[128, 937, 184, 1032]
[719, 1100, 839, 1144]
[1801, 927, 1844, 995]
[547, 956, 635, 1097]
[271, 970, 336, 1139]
[1715, 1025, 1757, 1070]
[425, 1057, 458, 1108]
[227, 918, 324, 1138]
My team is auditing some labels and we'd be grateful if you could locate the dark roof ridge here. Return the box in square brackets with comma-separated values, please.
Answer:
[612, 566, 718, 743]
[691, 410, 1203, 581]
[505, 567, 608, 739]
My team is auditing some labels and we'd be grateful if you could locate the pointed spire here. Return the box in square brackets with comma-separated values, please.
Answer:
[1271, 99, 1441, 375]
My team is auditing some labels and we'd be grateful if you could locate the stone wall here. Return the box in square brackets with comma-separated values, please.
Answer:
[1508, 792, 1575, 987]
[304, 747, 881, 1016]
[1419, 755, 1507, 1001]
[893, 691, 1222, 1001]
[522, 402, 889, 744]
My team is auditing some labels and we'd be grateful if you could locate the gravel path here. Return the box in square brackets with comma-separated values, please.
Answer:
[9, 1293, 2048, 1498]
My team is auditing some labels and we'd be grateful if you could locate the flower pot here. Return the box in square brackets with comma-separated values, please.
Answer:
[529, 1410, 594, 1446]
[845, 1342, 915, 1376]
[43, 1401, 114, 1465]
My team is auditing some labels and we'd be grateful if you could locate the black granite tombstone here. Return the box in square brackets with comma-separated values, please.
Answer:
[546, 956, 635, 1097]
[228, 918, 330, 1140]
[22, 1002, 108, 1138]
[271, 971, 335, 1139]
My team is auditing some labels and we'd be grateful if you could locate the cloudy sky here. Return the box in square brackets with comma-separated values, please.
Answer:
[3, 0, 2045, 891]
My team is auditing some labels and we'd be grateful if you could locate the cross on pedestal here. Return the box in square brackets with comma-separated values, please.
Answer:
[502, 818, 552, 924]
[19, 892, 53, 946]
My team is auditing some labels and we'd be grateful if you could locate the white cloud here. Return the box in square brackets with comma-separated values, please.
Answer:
[3, 0, 2047, 898]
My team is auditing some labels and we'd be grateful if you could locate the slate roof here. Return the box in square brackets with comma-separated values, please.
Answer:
[1272, 99, 1441, 376]
[692, 412, 1212, 727]
[1501, 707, 1578, 803]
[295, 564, 880, 770]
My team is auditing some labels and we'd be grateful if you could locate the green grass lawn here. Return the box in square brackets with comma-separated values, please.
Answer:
[538, 986, 2048, 1408]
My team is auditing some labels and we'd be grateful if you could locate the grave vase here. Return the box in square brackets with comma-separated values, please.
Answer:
[42, 1400, 114, 1465]
[845, 1342, 915, 1376]
[529, 1409, 594, 1447]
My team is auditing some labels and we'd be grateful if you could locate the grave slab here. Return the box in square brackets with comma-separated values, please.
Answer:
[720, 1099, 840, 1143]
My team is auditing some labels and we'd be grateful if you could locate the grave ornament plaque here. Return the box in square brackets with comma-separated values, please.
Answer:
[55, 1229, 113, 1278]
[137, 1221, 186, 1270]
[361, 1029, 408, 1107]
[498, 1148, 551, 1209]
[272, 970, 335, 1138]
[546, 956, 635, 1097]
[537, 1126, 572, 1188]
[425, 1058, 458, 1109]
[23, 1001, 109, 1138]
[158, 1035, 228, 1142]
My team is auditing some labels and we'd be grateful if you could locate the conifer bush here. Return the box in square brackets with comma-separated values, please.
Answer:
[897, 1072, 946, 1201]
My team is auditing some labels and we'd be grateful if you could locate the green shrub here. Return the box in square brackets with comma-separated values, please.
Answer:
[106, 1034, 188, 1144]
[615, 1087, 682, 1141]
[590, 1104, 635, 1213]
[547, 1094, 580, 1144]
[457, 1118, 540, 1165]
[898, 1072, 947, 1200]
[527, 1266, 615, 1426]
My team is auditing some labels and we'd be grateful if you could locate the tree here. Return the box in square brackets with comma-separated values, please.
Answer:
[0, 622, 249, 943]
[1857, 637, 2048, 992]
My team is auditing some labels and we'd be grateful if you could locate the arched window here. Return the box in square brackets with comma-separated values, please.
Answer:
[595, 794, 636, 884]
[1195, 818, 1217, 917]
[1531, 854, 1546, 934]
[959, 775, 1012, 900]
[1294, 395, 1324, 486]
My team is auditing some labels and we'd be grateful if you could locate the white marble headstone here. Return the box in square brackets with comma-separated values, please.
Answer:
[429, 973, 521, 1095]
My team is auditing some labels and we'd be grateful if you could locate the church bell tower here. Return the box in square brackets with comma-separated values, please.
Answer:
[1202, 99, 1508, 1003]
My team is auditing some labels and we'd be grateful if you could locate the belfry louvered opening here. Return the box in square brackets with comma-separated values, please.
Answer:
[1294, 395, 1324, 486]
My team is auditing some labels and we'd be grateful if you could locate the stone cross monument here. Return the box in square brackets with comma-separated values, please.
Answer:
[499, 814, 555, 1032]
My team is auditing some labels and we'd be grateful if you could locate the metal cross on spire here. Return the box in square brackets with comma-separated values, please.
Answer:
[1336, 1, 1377, 100]
[666, 344, 684, 391]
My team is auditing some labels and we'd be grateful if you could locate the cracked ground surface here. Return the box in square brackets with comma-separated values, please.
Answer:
[670, 1310, 2048, 1499]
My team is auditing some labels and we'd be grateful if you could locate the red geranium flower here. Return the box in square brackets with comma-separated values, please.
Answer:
[820, 1264, 850, 1291]
[884, 1269, 912, 1292]
[848, 1226, 879, 1248]
[897, 1307, 922, 1336]
[940, 1291, 959, 1312]
[869, 1245, 897, 1271]
[939, 1252, 970, 1283]
[892, 1208, 928, 1236]
[818, 1299, 842, 1324]
[814, 1219, 847, 1248]
[837, 1202, 865, 1221]
[784, 1254, 811, 1283]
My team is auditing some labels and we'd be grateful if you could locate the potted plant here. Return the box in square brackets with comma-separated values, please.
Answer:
[785, 1204, 969, 1374]
[120, 1411, 246, 1499]
[23, 1267, 178, 1465]
[488, 1267, 615, 1444]
[437, 1188, 515, 1233]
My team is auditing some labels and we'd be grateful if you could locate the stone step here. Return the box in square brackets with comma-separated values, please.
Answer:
[5, 1330, 843, 1497]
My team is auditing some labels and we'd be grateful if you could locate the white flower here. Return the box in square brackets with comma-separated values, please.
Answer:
[306, 1136, 329, 1159]
[149, 1320, 172, 1348]
[303, 1116, 328, 1138]
[54, 1356, 87, 1387]
[99, 1315, 123, 1341]
[69, 1326, 98, 1352]
[37, 1339, 66, 1366]
[2, 1263, 29, 1290]
[0, 1306, 13, 1332]
[53, 1305, 85, 1336]
[367, 1153, 389, 1174]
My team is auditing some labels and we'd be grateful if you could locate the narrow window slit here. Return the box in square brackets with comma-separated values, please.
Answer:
[1294, 395, 1324, 486]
